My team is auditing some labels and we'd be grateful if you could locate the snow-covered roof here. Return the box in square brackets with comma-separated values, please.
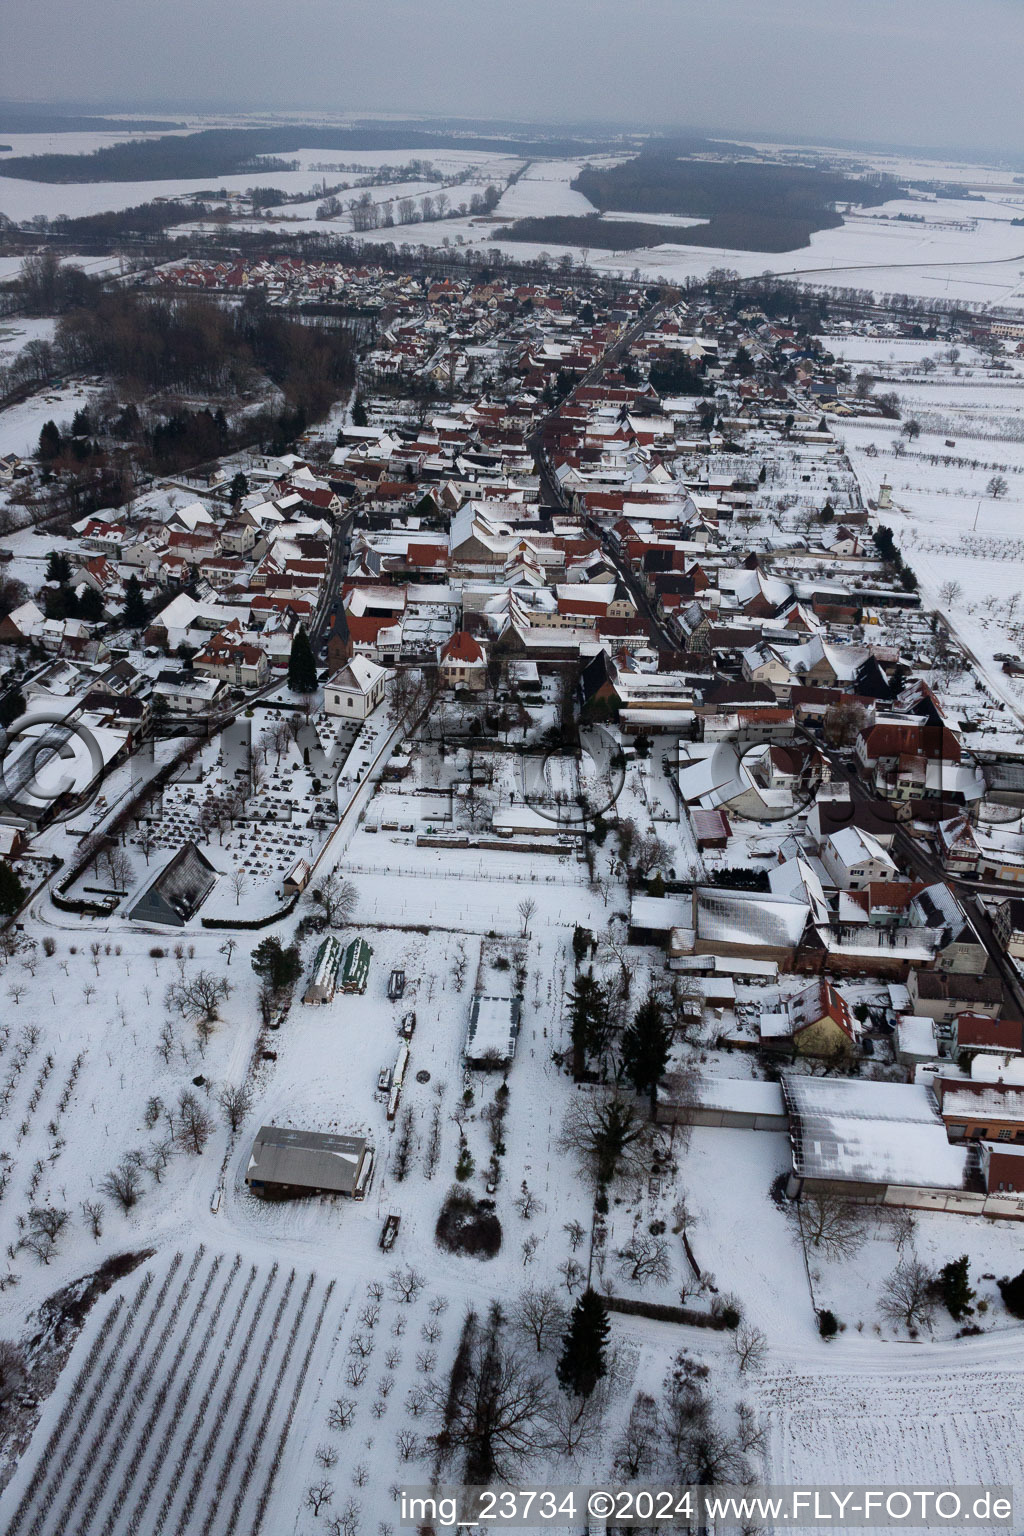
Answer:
[896, 1015, 939, 1062]
[328, 655, 388, 695]
[784, 1074, 968, 1190]
[695, 887, 809, 951]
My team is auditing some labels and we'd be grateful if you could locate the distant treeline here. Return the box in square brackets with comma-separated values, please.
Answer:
[503, 156, 905, 253]
[0, 125, 650, 185]
[499, 210, 837, 254]
[0, 110, 182, 133]
[53, 200, 229, 240]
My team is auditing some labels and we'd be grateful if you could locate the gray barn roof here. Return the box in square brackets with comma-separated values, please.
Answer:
[246, 1124, 367, 1195]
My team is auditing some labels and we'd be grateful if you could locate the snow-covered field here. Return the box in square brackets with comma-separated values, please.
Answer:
[766, 1354, 1024, 1535]
[5, 128, 1024, 306]
[839, 432, 1024, 712]
[0, 379, 100, 458]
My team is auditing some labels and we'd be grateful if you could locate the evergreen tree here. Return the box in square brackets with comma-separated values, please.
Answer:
[620, 988, 672, 1108]
[566, 973, 609, 1074]
[251, 936, 302, 992]
[350, 395, 368, 427]
[571, 925, 590, 968]
[0, 688, 25, 729]
[70, 407, 92, 437]
[939, 1255, 975, 1321]
[1000, 1269, 1024, 1319]
[37, 421, 61, 462]
[0, 860, 26, 917]
[77, 587, 105, 623]
[287, 625, 318, 693]
[123, 574, 148, 629]
[45, 549, 72, 584]
[556, 1289, 609, 1398]
[228, 471, 249, 505]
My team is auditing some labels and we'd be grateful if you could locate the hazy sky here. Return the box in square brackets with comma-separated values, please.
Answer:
[3, 0, 1023, 156]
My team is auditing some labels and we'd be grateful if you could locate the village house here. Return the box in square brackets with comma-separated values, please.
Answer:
[192, 627, 270, 689]
[819, 825, 899, 890]
[439, 630, 487, 690]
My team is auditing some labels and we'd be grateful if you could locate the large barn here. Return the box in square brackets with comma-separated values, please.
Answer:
[245, 1125, 372, 1200]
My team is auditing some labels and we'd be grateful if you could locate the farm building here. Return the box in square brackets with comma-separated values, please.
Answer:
[303, 936, 343, 1005]
[656, 1074, 787, 1131]
[128, 840, 217, 927]
[465, 993, 521, 1068]
[245, 1125, 372, 1200]
[341, 936, 373, 993]
[783, 1074, 971, 1208]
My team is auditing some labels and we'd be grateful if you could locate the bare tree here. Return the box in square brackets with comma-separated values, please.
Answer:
[881, 1204, 916, 1255]
[613, 1390, 662, 1479]
[546, 1381, 608, 1460]
[563, 1219, 586, 1251]
[389, 1266, 426, 1304]
[306, 1480, 334, 1516]
[107, 847, 133, 891]
[736, 1401, 767, 1458]
[100, 1158, 143, 1212]
[559, 1088, 651, 1188]
[938, 580, 963, 607]
[219, 938, 237, 967]
[521, 1235, 539, 1266]
[511, 1286, 567, 1353]
[327, 1397, 356, 1431]
[987, 475, 1009, 499]
[165, 970, 232, 1026]
[144, 1138, 174, 1184]
[330, 1497, 361, 1536]
[429, 1305, 552, 1482]
[795, 1192, 867, 1261]
[175, 1089, 213, 1155]
[618, 1232, 671, 1286]
[315, 1443, 339, 1470]
[229, 869, 246, 907]
[513, 1182, 542, 1220]
[733, 1325, 768, 1373]
[517, 897, 536, 935]
[311, 872, 357, 928]
[81, 1199, 103, 1240]
[557, 1258, 586, 1293]
[217, 1082, 251, 1133]
[396, 1428, 421, 1462]
[879, 1257, 937, 1332]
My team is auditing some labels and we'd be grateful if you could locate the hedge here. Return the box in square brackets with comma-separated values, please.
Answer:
[201, 892, 300, 930]
[602, 1295, 728, 1329]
